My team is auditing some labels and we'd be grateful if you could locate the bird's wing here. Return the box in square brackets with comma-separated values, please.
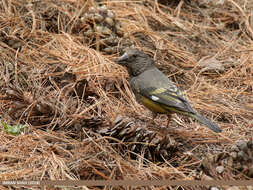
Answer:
[129, 68, 196, 114]
[138, 85, 195, 114]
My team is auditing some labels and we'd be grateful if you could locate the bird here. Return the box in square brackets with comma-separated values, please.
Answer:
[116, 49, 222, 133]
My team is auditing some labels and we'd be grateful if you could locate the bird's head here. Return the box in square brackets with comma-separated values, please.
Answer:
[117, 49, 155, 76]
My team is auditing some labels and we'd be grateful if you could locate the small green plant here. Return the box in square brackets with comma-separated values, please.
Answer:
[1, 120, 27, 135]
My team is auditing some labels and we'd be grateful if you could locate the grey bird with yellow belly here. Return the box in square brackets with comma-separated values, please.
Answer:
[117, 49, 222, 133]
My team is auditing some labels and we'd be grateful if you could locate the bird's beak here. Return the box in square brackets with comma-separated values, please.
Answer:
[117, 52, 128, 64]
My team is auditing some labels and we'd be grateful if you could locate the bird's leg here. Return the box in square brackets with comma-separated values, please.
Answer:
[166, 114, 172, 127]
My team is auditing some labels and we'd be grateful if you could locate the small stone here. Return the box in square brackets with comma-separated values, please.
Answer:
[107, 10, 115, 19]
[216, 166, 224, 174]
[236, 140, 248, 152]
[115, 22, 122, 31]
[104, 47, 117, 54]
[102, 27, 112, 35]
[80, 16, 86, 22]
[96, 26, 112, 35]
[95, 25, 103, 33]
[94, 13, 104, 22]
[105, 17, 114, 26]
[227, 187, 240, 190]
[82, 13, 92, 21]
[83, 29, 93, 37]
[115, 23, 124, 36]
[210, 187, 219, 190]
[89, 7, 96, 13]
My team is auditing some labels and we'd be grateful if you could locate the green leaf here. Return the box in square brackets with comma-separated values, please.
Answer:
[1, 120, 27, 135]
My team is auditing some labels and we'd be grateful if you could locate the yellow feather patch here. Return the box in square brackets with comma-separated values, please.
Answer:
[140, 95, 189, 115]
[162, 94, 182, 103]
[140, 96, 167, 113]
[150, 88, 167, 95]
[170, 92, 179, 97]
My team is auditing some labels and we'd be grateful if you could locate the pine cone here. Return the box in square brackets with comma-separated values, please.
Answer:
[98, 115, 179, 161]
[81, 5, 133, 54]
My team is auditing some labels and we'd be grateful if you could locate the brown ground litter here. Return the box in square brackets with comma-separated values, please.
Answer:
[0, 0, 252, 189]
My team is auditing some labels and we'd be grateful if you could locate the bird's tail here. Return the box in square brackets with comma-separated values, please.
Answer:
[190, 113, 222, 133]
